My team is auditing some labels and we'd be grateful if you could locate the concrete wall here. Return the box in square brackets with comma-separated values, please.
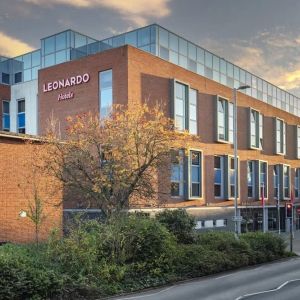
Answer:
[11, 80, 38, 135]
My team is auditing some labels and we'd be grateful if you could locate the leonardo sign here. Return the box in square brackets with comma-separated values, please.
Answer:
[43, 73, 90, 93]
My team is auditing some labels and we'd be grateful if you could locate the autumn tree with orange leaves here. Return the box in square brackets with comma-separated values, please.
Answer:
[42, 104, 191, 217]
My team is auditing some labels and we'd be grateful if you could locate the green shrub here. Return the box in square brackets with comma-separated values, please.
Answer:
[240, 232, 286, 263]
[46, 219, 103, 282]
[195, 231, 253, 267]
[0, 216, 289, 299]
[102, 215, 177, 265]
[174, 244, 234, 278]
[156, 209, 196, 243]
[0, 244, 63, 300]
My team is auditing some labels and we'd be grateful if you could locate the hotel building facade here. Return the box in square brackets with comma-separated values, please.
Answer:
[1, 24, 300, 234]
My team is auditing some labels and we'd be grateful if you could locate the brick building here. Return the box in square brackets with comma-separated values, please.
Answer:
[0, 132, 62, 243]
[1, 24, 300, 234]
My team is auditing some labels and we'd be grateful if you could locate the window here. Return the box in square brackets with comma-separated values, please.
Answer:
[214, 155, 224, 198]
[14, 72, 22, 84]
[274, 164, 290, 200]
[260, 161, 268, 199]
[99, 69, 113, 118]
[171, 150, 184, 197]
[2, 72, 9, 84]
[273, 165, 279, 199]
[283, 165, 290, 199]
[228, 156, 239, 198]
[249, 108, 263, 149]
[248, 160, 268, 199]
[214, 155, 239, 199]
[189, 89, 197, 135]
[174, 82, 186, 131]
[247, 161, 255, 198]
[2, 101, 10, 131]
[296, 126, 300, 159]
[216, 96, 233, 143]
[17, 99, 25, 134]
[295, 168, 300, 199]
[275, 118, 286, 155]
[173, 80, 198, 134]
[189, 150, 202, 198]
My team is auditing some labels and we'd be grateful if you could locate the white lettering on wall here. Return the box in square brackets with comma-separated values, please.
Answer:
[43, 73, 90, 93]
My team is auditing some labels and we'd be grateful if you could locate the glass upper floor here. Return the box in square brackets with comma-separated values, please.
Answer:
[1, 24, 300, 117]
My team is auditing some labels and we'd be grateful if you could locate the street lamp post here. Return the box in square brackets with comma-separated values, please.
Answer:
[233, 85, 251, 236]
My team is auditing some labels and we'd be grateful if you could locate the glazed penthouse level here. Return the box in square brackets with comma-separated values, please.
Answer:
[1, 24, 300, 135]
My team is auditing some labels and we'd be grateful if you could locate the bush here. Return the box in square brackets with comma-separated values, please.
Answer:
[101, 215, 177, 266]
[0, 244, 64, 300]
[174, 244, 230, 278]
[156, 209, 196, 243]
[0, 215, 289, 299]
[240, 232, 286, 264]
[46, 219, 103, 282]
[195, 231, 252, 268]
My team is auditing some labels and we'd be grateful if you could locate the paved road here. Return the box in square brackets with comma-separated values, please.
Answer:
[112, 257, 300, 300]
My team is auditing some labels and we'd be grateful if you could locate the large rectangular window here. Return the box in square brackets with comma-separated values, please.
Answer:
[189, 89, 197, 135]
[248, 160, 268, 199]
[174, 82, 186, 131]
[259, 161, 268, 199]
[273, 165, 279, 199]
[275, 118, 286, 155]
[247, 161, 255, 198]
[173, 80, 198, 134]
[189, 150, 202, 198]
[214, 155, 224, 198]
[170, 150, 184, 197]
[228, 157, 235, 198]
[216, 96, 233, 143]
[274, 164, 290, 200]
[214, 155, 238, 199]
[283, 165, 290, 199]
[99, 69, 113, 118]
[249, 108, 263, 149]
[295, 168, 300, 199]
[2, 101, 10, 131]
[17, 99, 25, 134]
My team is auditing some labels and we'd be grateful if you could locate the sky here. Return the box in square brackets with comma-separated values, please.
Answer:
[1, 0, 300, 96]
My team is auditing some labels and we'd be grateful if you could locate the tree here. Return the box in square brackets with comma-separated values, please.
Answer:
[19, 142, 61, 244]
[42, 103, 191, 218]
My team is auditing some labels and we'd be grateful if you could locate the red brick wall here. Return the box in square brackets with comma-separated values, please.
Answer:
[0, 135, 62, 243]
[126, 46, 300, 208]
[0, 84, 10, 131]
[38, 47, 128, 135]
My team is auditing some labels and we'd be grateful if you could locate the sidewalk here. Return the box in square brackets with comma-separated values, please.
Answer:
[279, 231, 300, 255]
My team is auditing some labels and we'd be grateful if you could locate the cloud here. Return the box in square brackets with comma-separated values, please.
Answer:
[0, 31, 34, 57]
[24, 0, 173, 26]
[200, 28, 300, 97]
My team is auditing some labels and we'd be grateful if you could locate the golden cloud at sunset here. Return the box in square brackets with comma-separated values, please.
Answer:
[0, 31, 34, 57]
[25, 0, 172, 25]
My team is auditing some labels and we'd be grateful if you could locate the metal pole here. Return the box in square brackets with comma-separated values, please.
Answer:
[277, 171, 281, 234]
[290, 216, 293, 252]
[262, 183, 266, 232]
[233, 88, 238, 236]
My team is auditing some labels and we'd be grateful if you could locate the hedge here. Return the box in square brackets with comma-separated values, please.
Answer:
[0, 215, 289, 299]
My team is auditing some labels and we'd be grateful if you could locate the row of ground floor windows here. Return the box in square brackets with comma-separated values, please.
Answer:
[171, 150, 299, 200]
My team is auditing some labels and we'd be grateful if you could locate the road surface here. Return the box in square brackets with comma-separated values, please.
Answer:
[112, 257, 300, 300]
